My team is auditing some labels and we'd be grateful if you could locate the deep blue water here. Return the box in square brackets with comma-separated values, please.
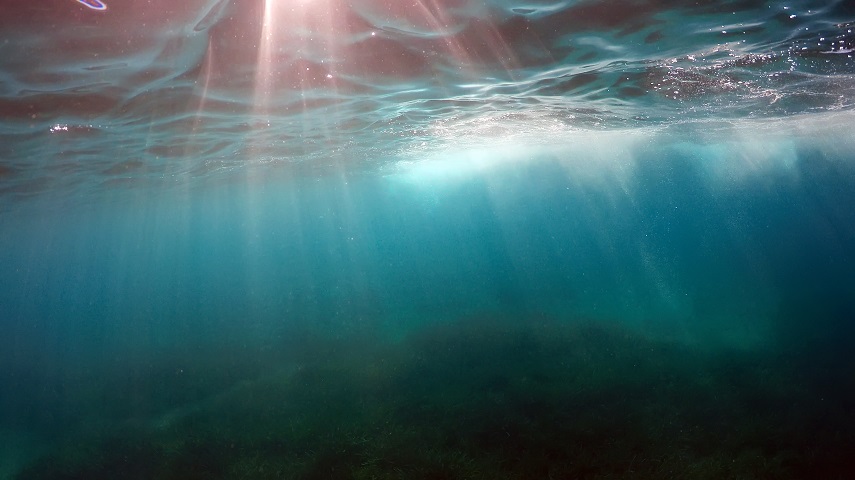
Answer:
[1, 1, 855, 478]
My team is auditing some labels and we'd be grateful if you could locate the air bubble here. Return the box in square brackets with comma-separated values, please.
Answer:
[76, 0, 107, 10]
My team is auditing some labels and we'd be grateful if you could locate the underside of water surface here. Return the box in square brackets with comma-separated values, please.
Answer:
[1, 0, 854, 478]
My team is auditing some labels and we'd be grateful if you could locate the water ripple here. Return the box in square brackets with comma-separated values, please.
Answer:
[0, 0, 853, 200]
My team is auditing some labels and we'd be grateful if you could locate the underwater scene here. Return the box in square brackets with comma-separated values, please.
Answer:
[1, 0, 855, 478]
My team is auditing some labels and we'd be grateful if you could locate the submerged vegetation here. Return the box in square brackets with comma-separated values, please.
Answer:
[8, 311, 855, 480]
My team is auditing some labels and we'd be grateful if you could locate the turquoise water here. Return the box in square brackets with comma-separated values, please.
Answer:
[2, 1, 855, 478]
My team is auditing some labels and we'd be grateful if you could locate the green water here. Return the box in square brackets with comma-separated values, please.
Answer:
[2, 127, 855, 478]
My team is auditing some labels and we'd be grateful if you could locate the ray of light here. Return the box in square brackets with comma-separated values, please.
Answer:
[254, 0, 279, 116]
